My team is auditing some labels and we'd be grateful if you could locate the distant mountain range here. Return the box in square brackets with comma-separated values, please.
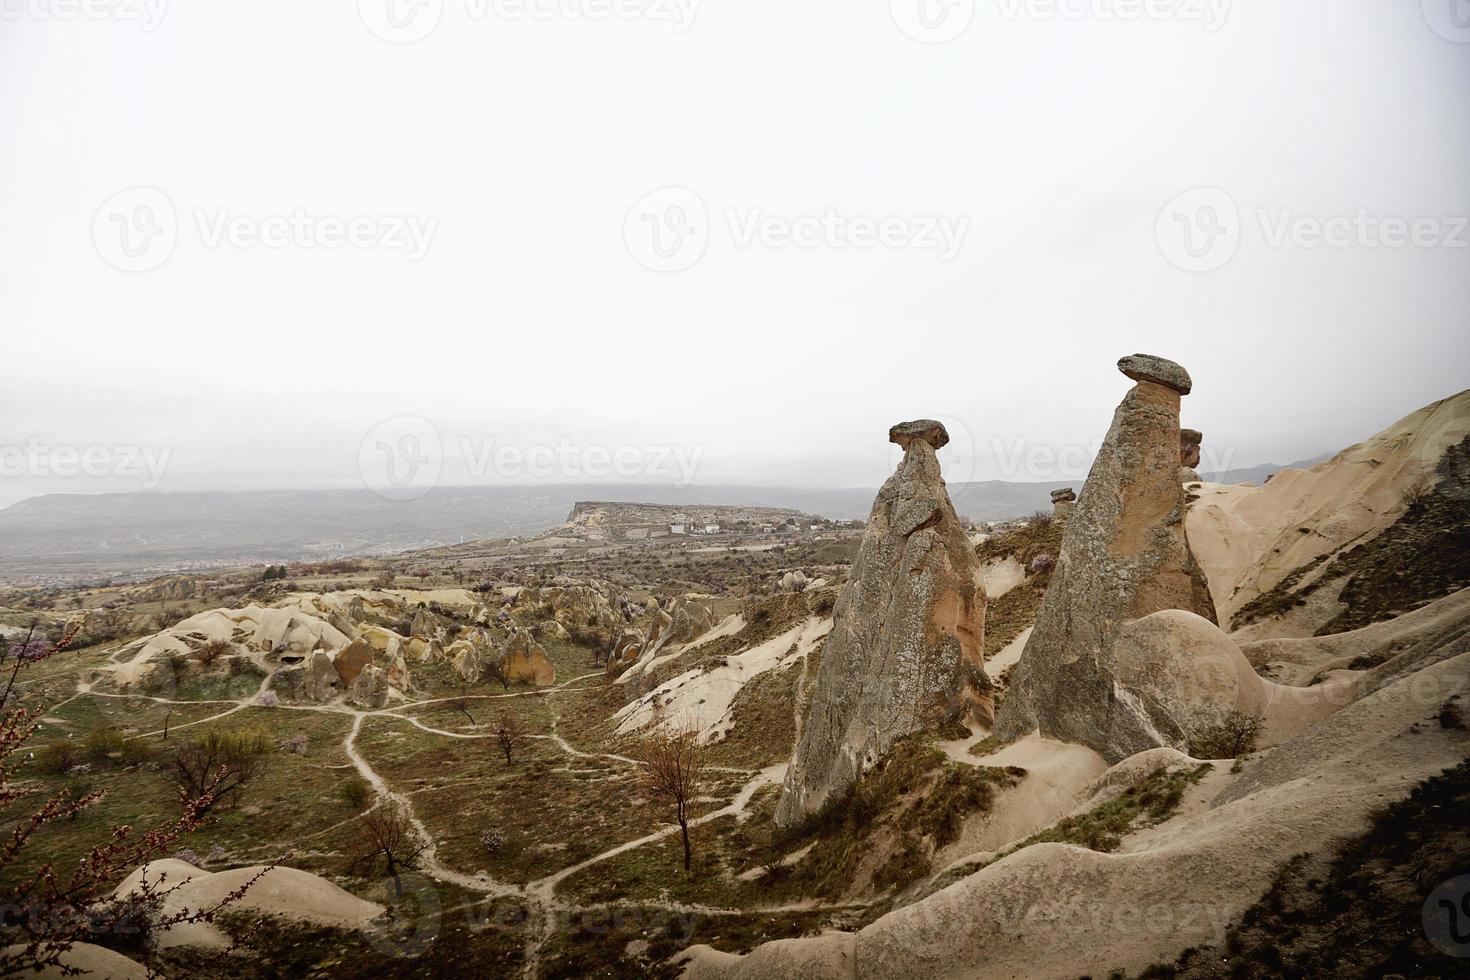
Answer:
[0, 455, 1330, 581]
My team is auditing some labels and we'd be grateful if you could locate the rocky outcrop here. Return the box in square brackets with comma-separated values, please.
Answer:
[409, 607, 437, 639]
[348, 664, 388, 708]
[605, 628, 645, 679]
[448, 638, 484, 683]
[774, 419, 990, 828]
[667, 599, 714, 645]
[1051, 487, 1077, 520]
[779, 570, 810, 593]
[995, 355, 1219, 762]
[494, 628, 556, 686]
[304, 649, 339, 701]
[332, 639, 374, 687]
[405, 635, 443, 663]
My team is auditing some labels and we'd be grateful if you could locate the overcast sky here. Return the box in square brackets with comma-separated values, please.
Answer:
[2, 0, 1467, 509]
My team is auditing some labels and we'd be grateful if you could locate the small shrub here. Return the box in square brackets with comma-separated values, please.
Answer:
[195, 639, 231, 667]
[340, 776, 370, 811]
[277, 732, 309, 755]
[1186, 709, 1263, 759]
[172, 848, 202, 867]
[119, 738, 155, 767]
[255, 690, 279, 708]
[82, 727, 124, 764]
[480, 829, 506, 854]
[38, 741, 82, 775]
[1440, 696, 1465, 730]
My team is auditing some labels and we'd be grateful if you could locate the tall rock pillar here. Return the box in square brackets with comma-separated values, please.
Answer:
[774, 420, 990, 828]
[995, 355, 1218, 761]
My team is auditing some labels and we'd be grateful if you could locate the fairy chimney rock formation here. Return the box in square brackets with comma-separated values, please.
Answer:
[774, 419, 990, 828]
[1051, 487, 1077, 520]
[1180, 428, 1203, 481]
[994, 355, 1218, 762]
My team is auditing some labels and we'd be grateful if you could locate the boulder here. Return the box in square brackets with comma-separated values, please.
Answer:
[667, 599, 715, 644]
[779, 570, 810, 593]
[409, 607, 437, 639]
[332, 638, 374, 687]
[496, 628, 556, 686]
[1118, 352, 1192, 395]
[774, 420, 990, 828]
[995, 355, 1219, 762]
[448, 639, 483, 683]
[349, 664, 389, 709]
[405, 635, 444, 663]
[534, 619, 570, 641]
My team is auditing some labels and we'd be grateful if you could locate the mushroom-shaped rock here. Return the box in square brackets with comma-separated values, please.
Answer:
[996, 355, 1218, 762]
[1050, 488, 1077, 503]
[887, 419, 950, 451]
[775, 422, 990, 828]
[1118, 353, 1192, 395]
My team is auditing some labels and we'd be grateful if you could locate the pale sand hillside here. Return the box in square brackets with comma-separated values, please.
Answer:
[113, 861, 383, 949]
[1186, 389, 1469, 636]
[681, 647, 1470, 980]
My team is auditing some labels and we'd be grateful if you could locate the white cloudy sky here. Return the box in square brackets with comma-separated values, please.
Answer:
[1, 0, 1468, 508]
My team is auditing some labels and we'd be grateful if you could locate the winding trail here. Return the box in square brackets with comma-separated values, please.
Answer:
[43, 632, 841, 976]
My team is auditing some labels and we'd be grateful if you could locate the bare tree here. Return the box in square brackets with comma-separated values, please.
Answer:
[171, 729, 270, 814]
[632, 725, 705, 872]
[448, 685, 476, 727]
[493, 713, 520, 764]
[352, 802, 427, 896]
